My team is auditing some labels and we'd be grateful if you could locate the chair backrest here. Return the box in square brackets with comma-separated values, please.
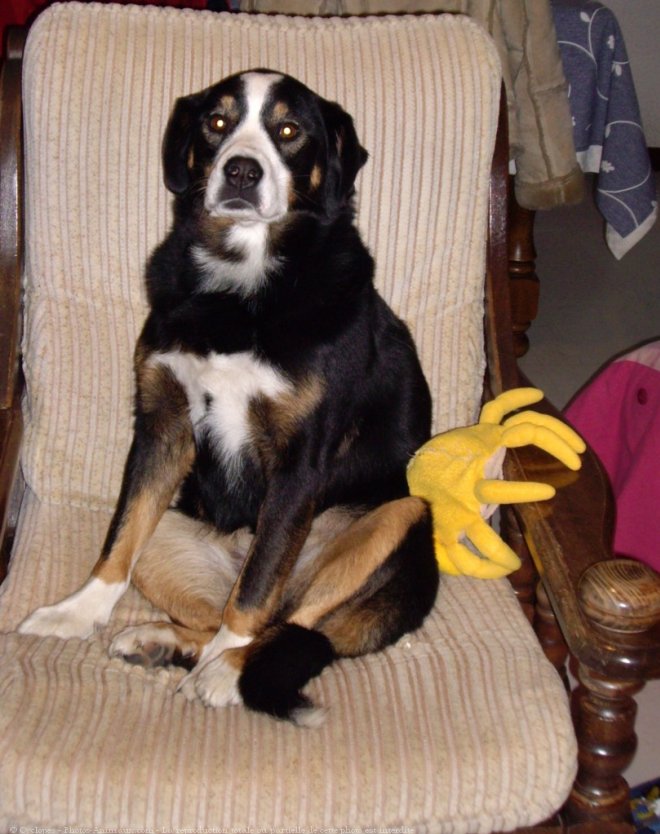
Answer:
[20, 3, 501, 510]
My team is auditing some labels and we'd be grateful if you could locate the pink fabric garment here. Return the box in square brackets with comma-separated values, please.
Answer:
[565, 341, 660, 572]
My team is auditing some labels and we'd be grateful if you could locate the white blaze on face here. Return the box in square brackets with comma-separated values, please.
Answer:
[205, 72, 291, 223]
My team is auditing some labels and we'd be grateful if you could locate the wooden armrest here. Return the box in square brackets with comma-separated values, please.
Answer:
[505, 390, 660, 681]
[483, 85, 659, 682]
[0, 27, 27, 575]
[0, 403, 23, 579]
[0, 27, 26, 411]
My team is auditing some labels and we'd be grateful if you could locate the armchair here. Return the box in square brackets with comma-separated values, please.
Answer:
[0, 5, 658, 833]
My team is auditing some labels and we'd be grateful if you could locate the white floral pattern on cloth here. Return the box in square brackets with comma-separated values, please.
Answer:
[552, 0, 658, 259]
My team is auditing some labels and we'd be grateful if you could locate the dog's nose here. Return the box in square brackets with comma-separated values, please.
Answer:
[223, 156, 263, 191]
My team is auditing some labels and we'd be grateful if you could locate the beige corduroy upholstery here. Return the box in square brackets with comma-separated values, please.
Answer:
[0, 5, 577, 832]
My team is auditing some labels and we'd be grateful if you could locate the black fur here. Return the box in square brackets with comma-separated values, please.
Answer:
[239, 624, 337, 721]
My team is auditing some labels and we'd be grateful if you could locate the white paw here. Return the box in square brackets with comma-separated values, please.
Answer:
[177, 656, 242, 708]
[176, 669, 201, 702]
[18, 603, 97, 639]
[18, 578, 127, 640]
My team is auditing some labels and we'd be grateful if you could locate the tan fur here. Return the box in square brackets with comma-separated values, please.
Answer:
[130, 508, 353, 640]
[219, 94, 238, 116]
[93, 360, 195, 585]
[150, 622, 216, 659]
[317, 604, 390, 657]
[136, 361, 190, 434]
[220, 645, 250, 672]
[272, 100, 290, 121]
[198, 214, 236, 257]
[249, 374, 324, 470]
[224, 501, 316, 636]
[110, 621, 217, 667]
[221, 603, 260, 638]
[119, 498, 426, 665]
[289, 497, 428, 629]
[160, 622, 216, 658]
[310, 164, 323, 191]
[93, 492, 160, 584]
[131, 510, 246, 631]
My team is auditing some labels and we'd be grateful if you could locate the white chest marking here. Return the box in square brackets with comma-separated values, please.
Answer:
[152, 350, 292, 466]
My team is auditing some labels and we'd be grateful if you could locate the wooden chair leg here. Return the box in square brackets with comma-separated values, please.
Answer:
[563, 559, 660, 829]
[566, 664, 641, 827]
[504, 520, 656, 831]
[508, 186, 539, 358]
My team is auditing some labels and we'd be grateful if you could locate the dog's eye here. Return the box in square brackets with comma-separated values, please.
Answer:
[278, 122, 299, 142]
[208, 114, 228, 134]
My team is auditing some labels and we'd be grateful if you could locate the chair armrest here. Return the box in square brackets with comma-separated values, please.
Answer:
[0, 403, 23, 579]
[0, 27, 27, 577]
[505, 390, 660, 681]
[0, 27, 26, 411]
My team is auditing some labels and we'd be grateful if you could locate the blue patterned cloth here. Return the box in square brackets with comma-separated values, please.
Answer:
[552, 0, 657, 258]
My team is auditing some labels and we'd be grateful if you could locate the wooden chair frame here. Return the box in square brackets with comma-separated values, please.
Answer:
[1, 24, 659, 834]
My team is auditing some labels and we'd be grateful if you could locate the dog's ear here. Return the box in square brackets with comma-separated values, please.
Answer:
[320, 99, 368, 215]
[162, 93, 203, 194]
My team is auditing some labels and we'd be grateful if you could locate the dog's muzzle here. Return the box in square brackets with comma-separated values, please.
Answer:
[219, 156, 263, 212]
[205, 138, 291, 224]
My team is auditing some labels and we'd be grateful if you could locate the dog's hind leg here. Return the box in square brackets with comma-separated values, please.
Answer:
[109, 509, 248, 669]
[287, 496, 436, 653]
[236, 496, 438, 724]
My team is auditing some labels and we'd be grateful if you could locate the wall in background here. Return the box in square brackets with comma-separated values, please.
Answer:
[605, 0, 660, 146]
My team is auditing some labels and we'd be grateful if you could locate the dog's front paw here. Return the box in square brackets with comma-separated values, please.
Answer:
[177, 654, 243, 708]
[17, 577, 128, 640]
[18, 603, 97, 640]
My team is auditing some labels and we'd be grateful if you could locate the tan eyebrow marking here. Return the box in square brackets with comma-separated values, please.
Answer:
[272, 101, 290, 121]
[310, 165, 323, 190]
[214, 94, 239, 119]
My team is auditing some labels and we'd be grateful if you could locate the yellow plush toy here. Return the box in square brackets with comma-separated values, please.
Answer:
[406, 388, 586, 579]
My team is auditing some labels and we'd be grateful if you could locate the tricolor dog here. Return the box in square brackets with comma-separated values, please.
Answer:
[19, 70, 440, 725]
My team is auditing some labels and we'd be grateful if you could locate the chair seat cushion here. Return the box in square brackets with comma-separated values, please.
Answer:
[0, 491, 576, 833]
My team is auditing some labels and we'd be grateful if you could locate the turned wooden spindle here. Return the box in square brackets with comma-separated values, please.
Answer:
[536, 581, 570, 688]
[565, 559, 660, 826]
[508, 194, 539, 358]
[501, 506, 538, 626]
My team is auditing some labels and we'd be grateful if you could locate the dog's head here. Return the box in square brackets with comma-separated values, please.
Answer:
[163, 70, 368, 224]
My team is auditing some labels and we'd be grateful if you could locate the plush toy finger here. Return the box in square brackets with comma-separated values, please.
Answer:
[501, 423, 583, 471]
[504, 410, 586, 454]
[434, 542, 463, 576]
[475, 478, 556, 505]
[443, 538, 512, 579]
[465, 517, 522, 573]
[479, 388, 543, 426]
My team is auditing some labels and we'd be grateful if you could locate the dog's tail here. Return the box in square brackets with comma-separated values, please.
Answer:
[238, 623, 337, 728]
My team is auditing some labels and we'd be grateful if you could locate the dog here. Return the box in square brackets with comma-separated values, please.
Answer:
[19, 69, 440, 725]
